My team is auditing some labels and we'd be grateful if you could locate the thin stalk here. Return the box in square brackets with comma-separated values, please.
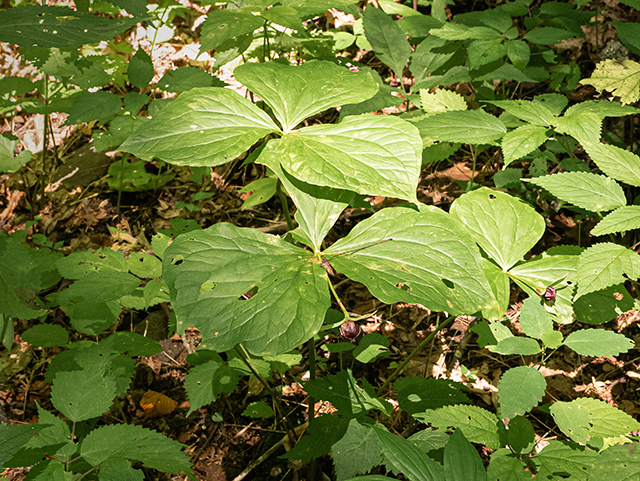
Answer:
[117, 153, 130, 219]
[326, 276, 349, 315]
[276, 179, 295, 231]
[376, 315, 455, 396]
[466, 145, 476, 193]
[307, 337, 318, 481]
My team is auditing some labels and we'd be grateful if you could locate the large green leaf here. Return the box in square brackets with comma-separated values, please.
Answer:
[563, 329, 633, 357]
[0, 5, 141, 48]
[333, 420, 383, 481]
[589, 443, 640, 481]
[375, 425, 445, 481]
[234, 60, 379, 132]
[497, 366, 546, 420]
[414, 110, 507, 144]
[450, 188, 545, 271]
[199, 9, 264, 52]
[551, 112, 602, 144]
[550, 398, 640, 444]
[269, 114, 422, 201]
[363, 7, 412, 81]
[162, 223, 330, 356]
[323, 205, 500, 317]
[528, 172, 626, 212]
[592, 206, 640, 236]
[258, 143, 350, 252]
[533, 441, 595, 481]
[486, 100, 555, 126]
[501, 125, 550, 165]
[414, 405, 500, 449]
[580, 59, 640, 105]
[575, 243, 640, 299]
[582, 140, 640, 187]
[120, 88, 280, 167]
[443, 429, 487, 481]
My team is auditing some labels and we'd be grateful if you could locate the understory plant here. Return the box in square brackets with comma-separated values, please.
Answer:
[2, 0, 640, 480]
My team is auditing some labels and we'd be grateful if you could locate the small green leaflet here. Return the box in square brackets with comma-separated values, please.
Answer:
[575, 243, 640, 299]
[563, 329, 633, 357]
[497, 366, 546, 419]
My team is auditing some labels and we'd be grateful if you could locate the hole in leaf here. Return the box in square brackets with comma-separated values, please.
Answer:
[238, 286, 258, 300]
[442, 279, 454, 289]
[171, 255, 184, 265]
[396, 283, 411, 292]
[489, 194, 496, 199]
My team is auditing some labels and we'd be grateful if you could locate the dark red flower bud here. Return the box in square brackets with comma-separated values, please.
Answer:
[543, 286, 556, 302]
[339, 321, 361, 343]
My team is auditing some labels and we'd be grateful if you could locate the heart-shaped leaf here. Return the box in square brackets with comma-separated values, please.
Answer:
[163, 223, 330, 356]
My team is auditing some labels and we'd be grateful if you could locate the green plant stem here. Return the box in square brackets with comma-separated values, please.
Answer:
[307, 337, 318, 481]
[234, 345, 295, 444]
[466, 145, 476, 192]
[276, 179, 295, 231]
[326, 276, 349, 316]
[376, 314, 455, 397]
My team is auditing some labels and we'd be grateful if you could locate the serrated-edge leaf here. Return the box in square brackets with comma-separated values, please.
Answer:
[333, 420, 383, 481]
[528, 172, 626, 212]
[498, 366, 546, 419]
[120, 88, 280, 167]
[580, 59, 640, 106]
[582, 140, 640, 187]
[486, 100, 555, 125]
[80, 424, 192, 474]
[563, 329, 633, 357]
[592, 206, 640, 236]
[414, 109, 507, 144]
[414, 404, 501, 449]
[502, 124, 549, 165]
[534, 440, 596, 481]
[575, 243, 640, 299]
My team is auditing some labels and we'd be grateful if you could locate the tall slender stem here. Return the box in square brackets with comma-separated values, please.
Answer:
[376, 315, 455, 396]
[276, 179, 295, 231]
[466, 145, 476, 193]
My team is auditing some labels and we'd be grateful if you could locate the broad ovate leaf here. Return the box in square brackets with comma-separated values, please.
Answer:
[501, 125, 549, 165]
[120, 88, 280, 167]
[498, 366, 546, 420]
[414, 109, 507, 144]
[234, 60, 379, 132]
[580, 59, 640, 106]
[582, 140, 640, 187]
[528, 172, 626, 212]
[363, 6, 412, 82]
[563, 329, 633, 357]
[450, 187, 545, 271]
[592, 206, 640, 236]
[323, 204, 500, 317]
[272, 114, 422, 202]
[162, 223, 330, 356]
[575, 243, 640, 299]
[486, 100, 555, 126]
[415, 405, 501, 449]
[258, 142, 350, 252]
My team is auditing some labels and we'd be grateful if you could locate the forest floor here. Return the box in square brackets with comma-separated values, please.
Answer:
[2, 2, 640, 480]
